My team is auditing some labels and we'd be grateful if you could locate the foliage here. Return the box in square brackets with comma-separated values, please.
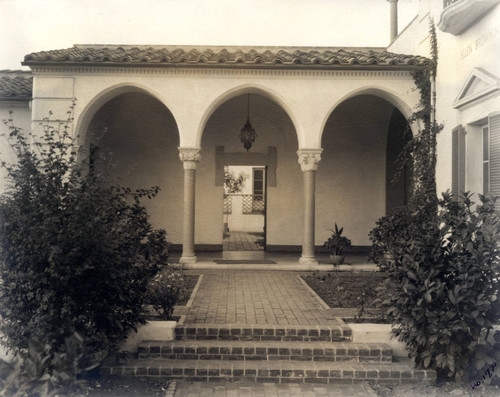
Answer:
[223, 167, 247, 194]
[378, 192, 500, 380]
[147, 266, 188, 319]
[323, 223, 351, 256]
[392, 19, 442, 220]
[0, 105, 169, 377]
[368, 207, 414, 268]
[0, 332, 99, 397]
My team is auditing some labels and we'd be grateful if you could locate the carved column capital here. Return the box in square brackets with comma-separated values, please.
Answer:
[178, 147, 201, 170]
[297, 149, 323, 172]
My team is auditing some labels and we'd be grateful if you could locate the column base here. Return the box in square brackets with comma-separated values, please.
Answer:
[179, 256, 197, 264]
[299, 256, 318, 265]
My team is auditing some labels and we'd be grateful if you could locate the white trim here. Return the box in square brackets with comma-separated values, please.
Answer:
[453, 68, 500, 109]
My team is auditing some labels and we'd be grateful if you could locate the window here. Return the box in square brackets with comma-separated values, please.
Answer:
[252, 168, 265, 214]
[483, 126, 489, 194]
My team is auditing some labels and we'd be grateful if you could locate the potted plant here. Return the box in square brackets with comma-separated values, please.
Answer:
[323, 223, 351, 265]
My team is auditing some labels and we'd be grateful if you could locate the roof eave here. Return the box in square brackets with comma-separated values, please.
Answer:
[22, 61, 428, 71]
[0, 96, 32, 102]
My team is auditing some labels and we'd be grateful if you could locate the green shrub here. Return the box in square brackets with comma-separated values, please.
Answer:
[368, 207, 414, 268]
[0, 332, 98, 397]
[378, 192, 500, 380]
[0, 107, 168, 375]
[147, 267, 188, 319]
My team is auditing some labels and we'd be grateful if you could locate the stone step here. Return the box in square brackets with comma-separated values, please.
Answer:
[138, 340, 392, 363]
[101, 358, 436, 385]
[175, 323, 352, 342]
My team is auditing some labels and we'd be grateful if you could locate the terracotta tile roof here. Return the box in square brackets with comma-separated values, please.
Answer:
[23, 45, 429, 69]
[0, 70, 33, 101]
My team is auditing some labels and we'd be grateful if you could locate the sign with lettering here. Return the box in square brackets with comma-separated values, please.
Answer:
[460, 26, 500, 60]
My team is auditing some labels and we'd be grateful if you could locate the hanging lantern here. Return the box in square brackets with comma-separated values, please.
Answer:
[239, 94, 256, 151]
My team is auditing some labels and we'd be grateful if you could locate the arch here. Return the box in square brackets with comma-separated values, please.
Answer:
[319, 86, 419, 144]
[74, 82, 180, 147]
[196, 84, 302, 148]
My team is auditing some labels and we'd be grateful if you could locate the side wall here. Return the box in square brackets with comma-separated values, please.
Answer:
[389, 2, 500, 198]
[0, 101, 32, 194]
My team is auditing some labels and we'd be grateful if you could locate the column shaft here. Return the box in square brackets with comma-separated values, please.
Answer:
[178, 147, 201, 264]
[297, 149, 322, 265]
[181, 167, 196, 262]
[301, 170, 317, 262]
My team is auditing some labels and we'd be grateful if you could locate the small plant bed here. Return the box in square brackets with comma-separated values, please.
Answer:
[176, 274, 200, 306]
[77, 376, 172, 396]
[302, 271, 388, 322]
[144, 273, 200, 320]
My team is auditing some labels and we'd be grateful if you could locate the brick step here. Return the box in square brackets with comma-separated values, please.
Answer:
[175, 323, 352, 342]
[138, 340, 392, 363]
[101, 358, 436, 385]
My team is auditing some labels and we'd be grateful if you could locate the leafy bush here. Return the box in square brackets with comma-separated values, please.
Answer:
[368, 207, 414, 268]
[0, 332, 99, 397]
[0, 107, 168, 375]
[147, 267, 188, 319]
[378, 192, 500, 380]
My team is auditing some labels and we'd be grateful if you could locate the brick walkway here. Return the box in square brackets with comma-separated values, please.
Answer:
[173, 381, 377, 396]
[182, 271, 341, 326]
[223, 232, 264, 251]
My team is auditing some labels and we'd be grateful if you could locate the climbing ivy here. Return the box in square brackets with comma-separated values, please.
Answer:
[400, 18, 443, 217]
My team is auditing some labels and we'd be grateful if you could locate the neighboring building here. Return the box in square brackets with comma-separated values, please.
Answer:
[389, 0, 500, 206]
[0, 70, 33, 193]
[5, 1, 495, 266]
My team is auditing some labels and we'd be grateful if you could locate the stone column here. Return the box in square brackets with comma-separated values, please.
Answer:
[297, 149, 322, 265]
[178, 147, 201, 264]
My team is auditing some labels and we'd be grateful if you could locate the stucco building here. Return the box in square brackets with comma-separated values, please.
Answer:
[0, 0, 498, 266]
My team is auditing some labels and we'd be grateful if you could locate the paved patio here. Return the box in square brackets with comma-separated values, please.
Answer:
[223, 231, 265, 251]
[173, 380, 377, 396]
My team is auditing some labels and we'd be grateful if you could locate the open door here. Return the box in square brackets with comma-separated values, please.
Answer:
[223, 165, 266, 251]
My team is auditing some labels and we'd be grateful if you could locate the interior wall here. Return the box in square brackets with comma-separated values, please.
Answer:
[317, 95, 395, 246]
[386, 108, 411, 213]
[86, 92, 183, 244]
[200, 94, 300, 246]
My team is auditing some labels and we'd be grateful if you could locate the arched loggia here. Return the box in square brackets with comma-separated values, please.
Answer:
[79, 87, 183, 245]
[318, 93, 412, 251]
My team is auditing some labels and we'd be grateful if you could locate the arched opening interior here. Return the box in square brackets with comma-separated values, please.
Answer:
[318, 94, 411, 249]
[199, 93, 299, 251]
[84, 92, 182, 245]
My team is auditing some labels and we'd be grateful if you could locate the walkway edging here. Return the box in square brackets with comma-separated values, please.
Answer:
[297, 274, 331, 310]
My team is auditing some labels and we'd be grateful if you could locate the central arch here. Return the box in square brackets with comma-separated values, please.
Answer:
[197, 90, 300, 252]
[197, 85, 302, 148]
